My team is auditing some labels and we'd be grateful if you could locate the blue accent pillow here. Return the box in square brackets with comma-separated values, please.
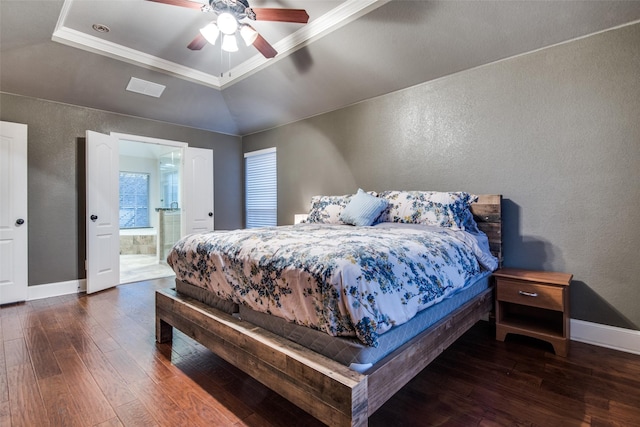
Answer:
[340, 189, 388, 226]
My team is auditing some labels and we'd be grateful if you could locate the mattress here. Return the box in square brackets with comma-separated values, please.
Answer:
[176, 280, 239, 314]
[168, 223, 497, 348]
[176, 271, 490, 371]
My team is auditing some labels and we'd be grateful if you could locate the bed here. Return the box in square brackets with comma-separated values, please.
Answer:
[156, 192, 502, 426]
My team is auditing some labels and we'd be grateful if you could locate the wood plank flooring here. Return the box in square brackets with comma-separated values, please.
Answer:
[1, 278, 639, 426]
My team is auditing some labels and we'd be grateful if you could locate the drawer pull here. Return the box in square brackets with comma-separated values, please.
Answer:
[518, 290, 538, 297]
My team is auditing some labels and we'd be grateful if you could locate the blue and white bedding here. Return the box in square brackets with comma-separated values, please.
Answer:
[167, 223, 497, 347]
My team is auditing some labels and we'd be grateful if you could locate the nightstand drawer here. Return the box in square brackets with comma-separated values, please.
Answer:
[496, 279, 564, 311]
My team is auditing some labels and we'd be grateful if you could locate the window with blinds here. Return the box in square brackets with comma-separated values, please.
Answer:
[245, 147, 277, 228]
[119, 172, 150, 229]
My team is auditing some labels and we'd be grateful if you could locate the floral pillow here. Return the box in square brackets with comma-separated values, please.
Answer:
[377, 191, 477, 230]
[304, 191, 380, 224]
[304, 194, 354, 224]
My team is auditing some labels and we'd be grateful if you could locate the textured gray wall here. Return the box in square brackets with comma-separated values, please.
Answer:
[243, 23, 640, 329]
[0, 93, 243, 287]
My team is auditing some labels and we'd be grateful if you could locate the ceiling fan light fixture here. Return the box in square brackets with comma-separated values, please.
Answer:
[240, 24, 258, 46]
[217, 12, 238, 35]
[199, 22, 220, 45]
[221, 34, 239, 52]
[160, 0, 307, 60]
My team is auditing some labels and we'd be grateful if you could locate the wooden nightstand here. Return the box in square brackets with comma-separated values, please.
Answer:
[494, 268, 573, 356]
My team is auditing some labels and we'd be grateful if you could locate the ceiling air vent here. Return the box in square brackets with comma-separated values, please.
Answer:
[126, 77, 165, 98]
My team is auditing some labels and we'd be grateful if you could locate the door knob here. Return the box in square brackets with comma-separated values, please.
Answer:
[16, 218, 25, 225]
[208, 212, 213, 217]
[90, 215, 98, 221]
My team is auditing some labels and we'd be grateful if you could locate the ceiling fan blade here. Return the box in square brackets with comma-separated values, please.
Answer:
[253, 34, 277, 58]
[146, 0, 203, 10]
[187, 33, 208, 50]
[251, 8, 309, 24]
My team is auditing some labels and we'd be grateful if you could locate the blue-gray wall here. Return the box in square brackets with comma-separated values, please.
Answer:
[243, 23, 640, 329]
[0, 93, 243, 287]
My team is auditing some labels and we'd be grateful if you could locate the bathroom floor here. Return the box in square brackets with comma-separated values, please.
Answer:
[120, 254, 175, 284]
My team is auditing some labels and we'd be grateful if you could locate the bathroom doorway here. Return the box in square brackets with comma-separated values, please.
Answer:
[118, 136, 185, 284]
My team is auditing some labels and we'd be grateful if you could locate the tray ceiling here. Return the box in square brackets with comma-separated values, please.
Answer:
[52, 0, 388, 89]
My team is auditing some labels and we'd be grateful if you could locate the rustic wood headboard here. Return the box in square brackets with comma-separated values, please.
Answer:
[470, 194, 502, 265]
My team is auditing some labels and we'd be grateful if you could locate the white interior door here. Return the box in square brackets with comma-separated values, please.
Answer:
[86, 130, 119, 294]
[183, 147, 214, 235]
[0, 121, 28, 304]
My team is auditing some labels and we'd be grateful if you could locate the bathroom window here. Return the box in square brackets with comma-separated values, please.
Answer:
[245, 147, 277, 228]
[119, 172, 150, 228]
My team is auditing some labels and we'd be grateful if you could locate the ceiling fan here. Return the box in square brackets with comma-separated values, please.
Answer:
[147, 0, 309, 59]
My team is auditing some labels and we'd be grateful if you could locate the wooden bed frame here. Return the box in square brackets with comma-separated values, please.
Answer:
[156, 194, 502, 426]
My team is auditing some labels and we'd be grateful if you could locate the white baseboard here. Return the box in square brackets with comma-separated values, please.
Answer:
[571, 318, 640, 356]
[27, 279, 86, 301]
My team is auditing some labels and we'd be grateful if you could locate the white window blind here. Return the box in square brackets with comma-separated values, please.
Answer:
[245, 148, 277, 228]
[119, 172, 150, 228]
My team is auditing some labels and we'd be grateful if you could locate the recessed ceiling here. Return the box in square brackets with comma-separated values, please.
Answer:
[52, 0, 389, 89]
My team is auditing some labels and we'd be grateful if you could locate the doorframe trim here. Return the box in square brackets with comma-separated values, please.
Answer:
[107, 132, 188, 286]
[110, 132, 188, 148]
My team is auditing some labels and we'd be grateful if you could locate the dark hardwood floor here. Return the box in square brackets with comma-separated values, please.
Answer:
[2, 277, 639, 426]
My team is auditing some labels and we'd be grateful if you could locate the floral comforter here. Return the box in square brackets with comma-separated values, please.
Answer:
[167, 223, 497, 347]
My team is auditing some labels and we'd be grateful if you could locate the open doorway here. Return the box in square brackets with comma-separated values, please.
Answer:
[117, 137, 185, 284]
